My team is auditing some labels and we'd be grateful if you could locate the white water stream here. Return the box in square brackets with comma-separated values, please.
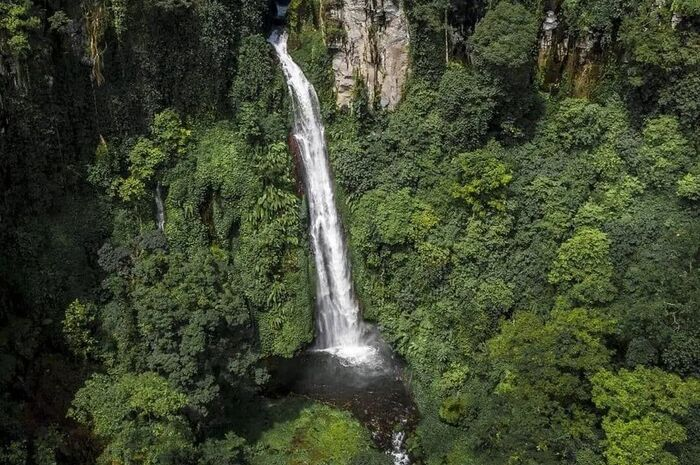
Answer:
[269, 30, 410, 464]
[155, 182, 165, 231]
[269, 30, 379, 366]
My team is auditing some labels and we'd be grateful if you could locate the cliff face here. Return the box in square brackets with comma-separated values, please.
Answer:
[537, 10, 604, 97]
[323, 0, 410, 109]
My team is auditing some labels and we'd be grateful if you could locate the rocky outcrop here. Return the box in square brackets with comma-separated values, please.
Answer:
[537, 10, 603, 98]
[323, 0, 410, 109]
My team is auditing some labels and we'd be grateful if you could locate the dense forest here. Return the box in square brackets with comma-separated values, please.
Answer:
[1, 0, 699, 464]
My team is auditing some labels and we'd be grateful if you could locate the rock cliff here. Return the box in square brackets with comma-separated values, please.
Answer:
[537, 9, 603, 97]
[323, 0, 410, 109]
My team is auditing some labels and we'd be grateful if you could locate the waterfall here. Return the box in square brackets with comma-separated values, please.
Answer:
[155, 182, 165, 231]
[269, 30, 412, 465]
[269, 31, 378, 366]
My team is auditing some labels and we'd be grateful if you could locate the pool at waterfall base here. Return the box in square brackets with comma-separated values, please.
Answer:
[266, 343, 418, 457]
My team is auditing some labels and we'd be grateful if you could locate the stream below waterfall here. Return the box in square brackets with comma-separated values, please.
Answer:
[268, 30, 417, 464]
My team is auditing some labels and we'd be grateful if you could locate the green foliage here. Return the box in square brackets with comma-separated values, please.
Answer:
[548, 227, 616, 306]
[250, 404, 374, 465]
[672, 0, 700, 15]
[235, 142, 313, 357]
[621, 1, 700, 75]
[677, 173, 700, 201]
[117, 139, 164, 201]
[197, 433, 246, 465]
[480, 308, 615, 462]
[470, 2, 538, 72]
[404, 0, 448, 80]
[62, 299, 98, 360]
[0, 441, 27, 465]
[439, 394, 469, 425]
[230, 35, 286, 145]
[152, 109, 192, 156]
[146, 0, 193, 12]
[154, 122, 311, 359]
[562, 0, 629, 35]
[437, 64, 497, 152]
[619, 0, 700, 121]
[47, 11, 70, 33]
[90, 109, 192, 204]
[592, 367, 700, 465]
[636, 115, 693, 188]
[116, 110, 191, 202]
[490, 309, 615, 395]
[70, 372, 194, 465]
[231, 35, 277, 108]
[98, 245, 262, 414]
[0, 0, 40, 59]
[470, 1, 539, 134]
[541, 98, 629, 152]
[0, 0, 273, 462]
[452, 140, 513, 215]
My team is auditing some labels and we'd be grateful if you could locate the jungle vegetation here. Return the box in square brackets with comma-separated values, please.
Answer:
[1, 0, 699, 464]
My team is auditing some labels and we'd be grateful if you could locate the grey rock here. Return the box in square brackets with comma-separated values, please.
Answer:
[327, 0, 410, 109]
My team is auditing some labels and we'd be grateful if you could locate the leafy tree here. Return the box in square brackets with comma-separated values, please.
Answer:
[70, 372, 195, 465]
[117, 138, 165, 201]
[235, 142, 312, 357]
[470, 1, 538, 73]
[196, 433, 246, 465]
[677, 173, 700, 201]
[549, 228, 616, 306]
[592, 367, 700, 465]
[250, 403, 376, 465]
[478, 307, 615, 463]
[90, 110, 191, 204]
[619, 0, 700, 118]
[470, 1, 538, 138]
[62, 300, 98, 360]
[229, 35, 285, 145]
[437, 64, 497, 152]
[635, 116, 693, 188]
[452, 140, 513, 215]
[0, 0, 39, 59]
[470, 1, 539, 134]
[561, 0, 629, 35]
[404, 0, 449, 80]
[98, 246, 262, 415]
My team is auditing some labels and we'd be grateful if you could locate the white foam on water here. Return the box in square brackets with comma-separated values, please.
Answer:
[314, 345, 383, 368]
[390, 431, 411, 465]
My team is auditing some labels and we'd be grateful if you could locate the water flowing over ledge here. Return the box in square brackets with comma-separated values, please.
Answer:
[268, 30, 415, 464]
[268, 29, 373, 363]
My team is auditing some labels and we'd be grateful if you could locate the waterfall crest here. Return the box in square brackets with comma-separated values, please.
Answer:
[269, 31, 377, 365]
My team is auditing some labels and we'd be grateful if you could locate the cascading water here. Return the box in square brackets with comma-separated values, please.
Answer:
[269, 30, 413, 464]
[390, 432, 411, 465]
[155, 182, 165, 231]
[269, 30, 378, 365]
